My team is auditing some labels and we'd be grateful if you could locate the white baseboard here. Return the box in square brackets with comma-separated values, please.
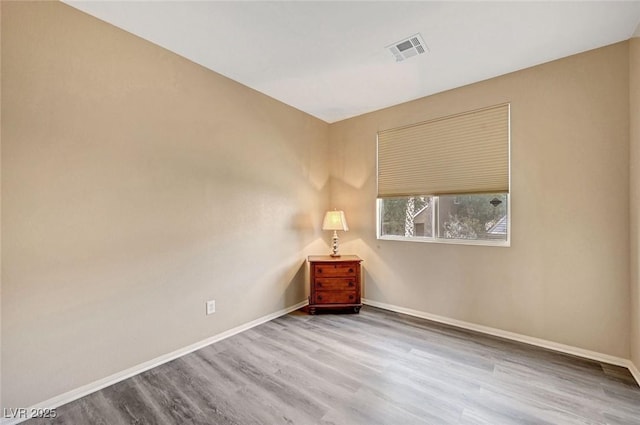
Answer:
[362, 298, 637, 378]
[1, 300, 309, 425]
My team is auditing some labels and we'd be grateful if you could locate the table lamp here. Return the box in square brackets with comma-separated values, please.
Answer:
[322, 210, 349, 257]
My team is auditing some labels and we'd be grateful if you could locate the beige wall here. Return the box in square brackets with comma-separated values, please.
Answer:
[631, 37, 640, 371]
[330, 42, 631, 358]
[1, 1, 329, 408]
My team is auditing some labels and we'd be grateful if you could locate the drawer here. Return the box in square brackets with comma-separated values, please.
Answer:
[315, 291, 357, 305]
[314, 277, 356, 291]
[314, 263, 357, 277]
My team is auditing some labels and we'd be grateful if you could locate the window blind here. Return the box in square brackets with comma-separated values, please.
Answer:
[377, 103, 510, 198]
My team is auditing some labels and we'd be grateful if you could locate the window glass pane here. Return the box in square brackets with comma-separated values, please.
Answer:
[379, 197, 433, 237]
[437, 194, 508, 241]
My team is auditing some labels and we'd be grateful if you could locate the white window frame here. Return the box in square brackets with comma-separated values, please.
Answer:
[376, 194, 511, 247]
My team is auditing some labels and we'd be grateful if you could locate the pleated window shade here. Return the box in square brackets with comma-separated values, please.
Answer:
[377, 103, 510, 198]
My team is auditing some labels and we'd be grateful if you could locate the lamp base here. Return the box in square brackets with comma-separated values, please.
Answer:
[330, 230, 340, 257]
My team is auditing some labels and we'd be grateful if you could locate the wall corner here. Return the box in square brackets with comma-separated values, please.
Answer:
[629, 36, 640, 373]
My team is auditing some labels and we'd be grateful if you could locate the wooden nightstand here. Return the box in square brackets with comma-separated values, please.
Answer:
[307, 255, 362, 314]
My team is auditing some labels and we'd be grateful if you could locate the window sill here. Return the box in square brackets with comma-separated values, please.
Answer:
[377, 235, 510, 248]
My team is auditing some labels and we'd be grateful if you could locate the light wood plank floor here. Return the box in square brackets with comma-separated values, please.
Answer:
[27, 306, 640, 425]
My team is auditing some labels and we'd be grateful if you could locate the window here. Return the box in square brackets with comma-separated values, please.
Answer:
[378, 193, 509, 244]
[376, 104, 510, 246]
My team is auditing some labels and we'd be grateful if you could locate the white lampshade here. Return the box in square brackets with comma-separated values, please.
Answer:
[322, 210, 349, 231]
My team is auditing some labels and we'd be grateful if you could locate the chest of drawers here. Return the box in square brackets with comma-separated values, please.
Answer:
[307, 255, 362, 314]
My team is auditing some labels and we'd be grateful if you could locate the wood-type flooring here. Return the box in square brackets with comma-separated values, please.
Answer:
[25, 306, 640, 424]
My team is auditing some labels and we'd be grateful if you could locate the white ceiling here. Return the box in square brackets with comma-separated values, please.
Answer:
[64, 1, 640, 123]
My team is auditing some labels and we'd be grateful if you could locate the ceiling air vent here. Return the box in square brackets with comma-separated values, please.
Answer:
[387, 33, 428, 62]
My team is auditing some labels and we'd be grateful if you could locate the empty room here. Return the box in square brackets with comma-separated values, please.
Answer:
[2, 1, 640, 424]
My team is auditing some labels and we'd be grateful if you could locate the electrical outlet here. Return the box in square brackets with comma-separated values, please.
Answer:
[206, 300, 216, 315]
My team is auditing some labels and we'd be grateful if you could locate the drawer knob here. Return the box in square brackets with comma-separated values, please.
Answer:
[318, 295, 323, 301]
[318, 268, 322, 273]
[348, 281, 354, 287]
[317, 282, 322, 288]
[349, 295, 354, 300]
[348, 268, 354, 273]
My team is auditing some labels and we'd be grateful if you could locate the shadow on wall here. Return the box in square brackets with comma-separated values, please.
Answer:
[281, 259, 308, 307]
[292, 211, 323, 251]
